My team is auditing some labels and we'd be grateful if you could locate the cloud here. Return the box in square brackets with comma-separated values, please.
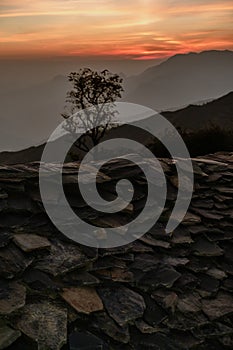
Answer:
[0, 0, 232, 58]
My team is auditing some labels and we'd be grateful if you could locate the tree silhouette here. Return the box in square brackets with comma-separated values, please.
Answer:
[62, 68, 124, 153]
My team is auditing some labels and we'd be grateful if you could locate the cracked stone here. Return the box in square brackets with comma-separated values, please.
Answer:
[61, 287, 103, 314]
[17, 301, 67, 350]
[35, 240, 93, 276]
[99, 286, 146, 326]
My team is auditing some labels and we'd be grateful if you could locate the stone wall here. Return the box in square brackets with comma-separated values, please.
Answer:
[0, 152, 233, 349]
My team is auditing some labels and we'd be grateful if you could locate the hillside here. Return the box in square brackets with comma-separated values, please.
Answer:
[0, 91, 232, 165]
[1, 50, 233, 152]
[125, 50, 233, 111]
[163, 91, 233, 130]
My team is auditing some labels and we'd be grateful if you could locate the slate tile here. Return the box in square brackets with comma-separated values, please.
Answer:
[202, 293, 233, 320]
[192, 238, 223, 256]
[0, 281, 26, 315]
[13, 234, 51, 252]
[35, 240, 93, 276]
[0, 243, 33, 279]
[0, 323, 21, 349]
[98, 286, 145, 326]
[61, 287, 103, 314]
[17, 302, 67, 350]
[91, 312, 130, 343]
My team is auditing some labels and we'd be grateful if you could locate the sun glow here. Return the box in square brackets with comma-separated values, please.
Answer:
[0, 0, 232, 59]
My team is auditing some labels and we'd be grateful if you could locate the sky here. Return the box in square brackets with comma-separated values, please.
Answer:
[0, 0, 233, 60]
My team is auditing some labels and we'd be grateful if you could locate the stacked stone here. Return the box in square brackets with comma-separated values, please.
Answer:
[0, 152, 233, 349]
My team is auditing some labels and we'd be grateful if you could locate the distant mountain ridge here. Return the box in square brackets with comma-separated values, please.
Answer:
[125, 50, 233, 111]
[0, 50, 233, 152]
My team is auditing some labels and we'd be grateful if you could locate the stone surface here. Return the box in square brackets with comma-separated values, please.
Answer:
[202, 292, 233, 320]
[13, 233, 51, 252]
[17, 302, 67, 350]
[0, 153, 232, 349]
[0, 324, 21, 349]
[61, 287, 103, 314]
[0, 281, 26, 315]
[99, 286, 146, 326]
[35, 240, 93, 276]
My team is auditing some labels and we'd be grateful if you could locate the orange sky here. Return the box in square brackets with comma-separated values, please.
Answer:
[0, 0, 232, 60]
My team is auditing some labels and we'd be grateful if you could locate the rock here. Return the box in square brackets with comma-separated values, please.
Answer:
[192, 238, 223, 257]
[177, 293, 201, 313]
[202, 292, 233, 320]
[63, 271, 100, 287]
[135, 319, 164, 334]
[0, 281, 26, 315]
[139, 266, 181, 289]
[206, 268, 227, 280]
[61, 287, 103, 314]
[139, 234, 171, 249]
[0, 323, 21, 349]
[192, 208, 224, 220]
[198, 275, 220, 295]
[129, 254, 160, 272]
[69, 332, 108, 350]
[163, 292, 178, 313]
[171, 332, 204, 349]
[0, 153, 232, 349]
[0, 243, 33, 279]
[132, 332, 177, 350]
[182, 212, 202, 225]
[143, 294, 168, 326]
[35, 240, 93, 276]
[171, 228, 194, 244]
[13, 233, 51, 252]
[162, 257, 189, 267]
[17, 302, 67, 350]
[91, 312, 130, 343]
[96, 267, 134, 283]
[23, 268, 59, 291]
[99, 286, 146, 326]
[0, 232, 12, 248]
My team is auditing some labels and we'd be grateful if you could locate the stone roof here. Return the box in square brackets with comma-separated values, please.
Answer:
[0, 152, 233, 349]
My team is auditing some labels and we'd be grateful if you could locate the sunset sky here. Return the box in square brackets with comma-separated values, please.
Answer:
[0, 0, 233, 60]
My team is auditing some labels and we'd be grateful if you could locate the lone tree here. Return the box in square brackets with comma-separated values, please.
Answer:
[62, 68, 124, 153]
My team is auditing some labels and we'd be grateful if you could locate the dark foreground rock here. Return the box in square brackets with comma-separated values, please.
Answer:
[0, 152, 233, 349]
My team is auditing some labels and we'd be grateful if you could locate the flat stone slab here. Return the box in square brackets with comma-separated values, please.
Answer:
[99, 286, 146, 326]
[61, 287, 103, 314]
[13, 233, 51, 252]
[35, 240, 93, 276]
[202, 292, 233, 320]
[0, 281, 26, 315]
[0, 324, 21, 349]
[17, 301, 67, 350]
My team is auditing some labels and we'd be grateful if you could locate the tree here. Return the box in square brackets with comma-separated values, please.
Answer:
[62, 68, 124, 153]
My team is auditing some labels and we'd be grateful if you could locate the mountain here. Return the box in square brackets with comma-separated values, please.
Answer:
[163, 91, 233, 130]
[0, 50, 232, 152]
[125, 50, 233, 111]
